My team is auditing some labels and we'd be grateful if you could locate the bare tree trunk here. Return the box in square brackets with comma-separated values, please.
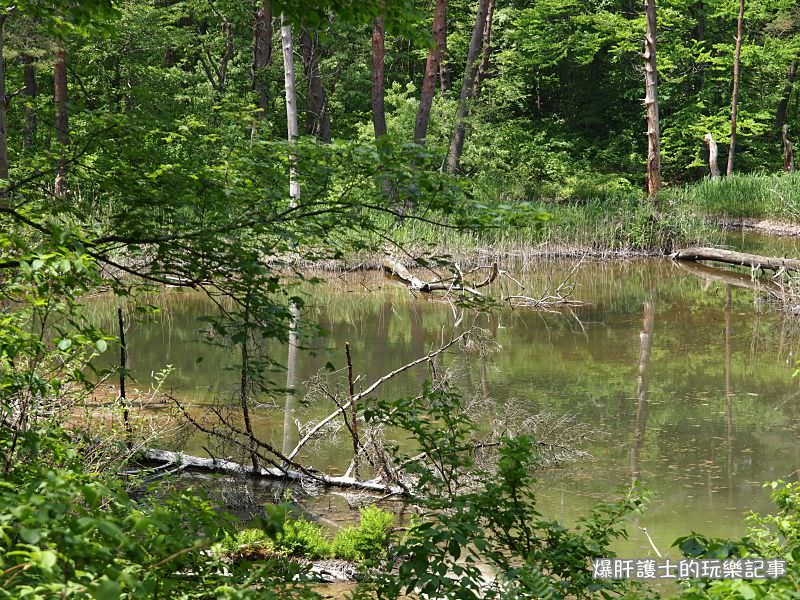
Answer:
[446, 0, 491, 173]
[0, 13, 8, 201]
[704, 133, 720, 178]
[439, 24, 450, 93]
[251, 0, 272, 118]
[117, 309, 133, 449]
[474, 0, 495, 98]
[644, 0, 661, 198]
[281, 15, 300, 201]
[299, 27, 331, 142]
[413, 0, 446, 145]
[371, 15, 387, 139]
[776, 61, 797, 135]
[54, 43, 69, 197]
[22, 55, 37, 151]
[726, 0, 745, 176]
[240, 316, 259, 471]
[783, 125, 794, 173]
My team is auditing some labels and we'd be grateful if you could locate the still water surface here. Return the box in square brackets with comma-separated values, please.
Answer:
[89, 243, 800, 558]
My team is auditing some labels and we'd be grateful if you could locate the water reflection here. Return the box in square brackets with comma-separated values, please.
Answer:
[631, 301, 654, 485]
[87, 257, 800, 554]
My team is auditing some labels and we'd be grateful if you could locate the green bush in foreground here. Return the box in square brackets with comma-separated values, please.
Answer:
[676, 480, 800, 599]
[0, 428, 318, 599]
[332, 506, 395, 563]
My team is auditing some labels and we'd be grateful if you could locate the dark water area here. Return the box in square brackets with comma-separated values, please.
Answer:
[86, 239, 800, 558]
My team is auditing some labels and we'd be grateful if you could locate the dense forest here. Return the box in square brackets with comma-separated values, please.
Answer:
[2, 0, 800, 598]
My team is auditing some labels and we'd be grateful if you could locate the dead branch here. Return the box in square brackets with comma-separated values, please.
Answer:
[286, 330, 469, 461]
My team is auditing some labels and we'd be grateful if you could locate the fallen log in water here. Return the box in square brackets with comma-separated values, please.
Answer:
[672, 247, 800, 272]
[140, 448, 405, 495]
[382, 257, 498, 295]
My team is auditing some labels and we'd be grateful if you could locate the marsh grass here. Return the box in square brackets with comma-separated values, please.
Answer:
[664, 172, 800, 221]
[372, 198, 716, 260]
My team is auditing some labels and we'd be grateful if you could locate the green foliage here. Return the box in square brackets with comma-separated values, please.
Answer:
[360, 388, 650, 599]
[675, 480, 800, 599]
[665, 171, 800, 220]
[331, 506, 395, 563]
[0, 428, 319, 599]
[274, 519, 333, 560]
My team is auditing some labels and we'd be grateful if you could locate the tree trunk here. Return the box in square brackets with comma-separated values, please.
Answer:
[371, 15, 387, 139]
[726, 0, 745, 176]
[240, 321, 259, 471]
[704, 133, 720, 178]
[776, 61, 797, 135]
[251, 0, 272, 118]
[21, 55, 37, 152]
[643, 0, 661, 197]
[673, 246, 800, 272]
[299, 27, 331, 142]
[280, 15, 301, 202]
[413, 0, 446, 145]
[446, 0, 491, 173]
[783, 125, 794, 173]
[474, 0, 495, 98]
[0, 14, 8, 198]
[54, 43, 69, 197]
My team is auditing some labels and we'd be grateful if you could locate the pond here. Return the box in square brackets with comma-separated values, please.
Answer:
[86, 244, 800, 559]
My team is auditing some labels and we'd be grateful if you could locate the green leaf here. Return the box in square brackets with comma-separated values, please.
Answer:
[57, 338, 73, 351]
[19, 526, 41, 544]
[95, 339, 108, 353]
[92, 578, 122, 600]
[38, 549, 57, 570]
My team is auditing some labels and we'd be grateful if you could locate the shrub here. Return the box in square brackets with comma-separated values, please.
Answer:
[332, 506, 395, 563]
[275, 519, 332, 559]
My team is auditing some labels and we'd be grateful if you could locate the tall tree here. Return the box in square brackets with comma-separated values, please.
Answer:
[54, 42, 69, 197]
[446, 0, 491, 173]
[371, 14, 387, 139]
[251, 0, 272, 117]
[727, 0, 745, 175]
[0, 10, 9, 196]
[474, 0, 495, 98]
[413, 0, 446, 145]
[281, 14, 300, 201]
[299, 26, 331, 142]
[21, 54, 37, 151]
[643, 0, 661, 197]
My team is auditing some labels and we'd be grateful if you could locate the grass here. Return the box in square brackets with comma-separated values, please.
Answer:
[664, 171, 800, 221]
[377, 197, 717, 259]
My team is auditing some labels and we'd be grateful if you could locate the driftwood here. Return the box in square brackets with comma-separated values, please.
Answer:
[382, 257, 498, 296]
[673, 247, 800, 272]
[674, 260, 782, 295]
[140, 448, 404, 495]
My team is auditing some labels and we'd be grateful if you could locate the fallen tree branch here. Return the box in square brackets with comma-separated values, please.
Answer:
[139, 448, 404, 495]
[382, 257, 498, 295]
[673, 247, 800, 272]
